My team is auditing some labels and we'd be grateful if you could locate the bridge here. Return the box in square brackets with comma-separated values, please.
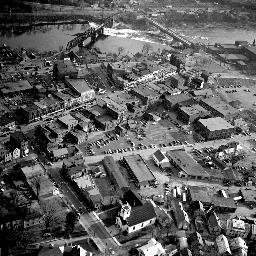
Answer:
[142, 16, 193, 48]
[66, 15, 114, 51]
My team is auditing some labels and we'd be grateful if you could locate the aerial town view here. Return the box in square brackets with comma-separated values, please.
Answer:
[1, 0, 256, 255]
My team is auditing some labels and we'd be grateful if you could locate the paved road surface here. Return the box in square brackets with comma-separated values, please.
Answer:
[49, 168, 118, 252]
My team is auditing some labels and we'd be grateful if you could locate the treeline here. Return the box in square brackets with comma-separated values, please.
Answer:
[0, 0, 32, 13]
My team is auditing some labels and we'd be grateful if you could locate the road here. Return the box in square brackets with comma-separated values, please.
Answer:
[49, 167, 118, 252]
[80, 132, 256, 164]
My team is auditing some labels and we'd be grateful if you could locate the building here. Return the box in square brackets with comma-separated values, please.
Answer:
[58, 114, 78, 130]
[226, 219, 251, 239]
[163, 93, 195, 111]
[199, 98, 237, 119]
[67, 130, 87, 144]
[207, 211, 223, 235]
[9, 131, 29, 157]
[65, 78, 95, 103]
[53, 59, 78, 79]
[19, 104, 41, 123]
[116, 200, 156, 233]
[137, 238, 165, 256]
[242, 45, 256, 60]
[177, 104, 210, 124]
[196, 117, 235, 140]
[230, 237, 248, 256]
[212, 197, 237, 213]
[188, 186, 212, 206]
[239, 189, 256, 207]
[123, 154, 156, 188]
[215, 234, 232, 256]
[171, 200, 190, 230]
[152, 149, 170, 169]
[0, 79, 33, 96]
[130, 85, 160, 107]
[166, 150, 210, 180]
[189, 232, 204, 255]
[0, 113, 15, 129]
[51, 148, 69, 162]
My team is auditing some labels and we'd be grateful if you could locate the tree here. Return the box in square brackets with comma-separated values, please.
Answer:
[142, 42, 152, 55]
[41, 200, 61, 232]
[31, 176, 41, 198]
[65, 211, 79, 234]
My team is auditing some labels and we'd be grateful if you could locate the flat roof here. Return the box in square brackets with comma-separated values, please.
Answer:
[198, 117, 234, 131]
[21, 163, 45, 179]
[123, 154, 155, 184]
[200, 98, 237, 116]
[74, 174, 93, 190]
[65, 78, 93, 94]
[180, 104, 209, 116]
[132, 85, 160, 98]
[1, 80, 32, 94]
[58, 114, 78, 127]
[166, 150, 210, 178]
[52, 147, 68, 158]
[243, 45, 256, 55]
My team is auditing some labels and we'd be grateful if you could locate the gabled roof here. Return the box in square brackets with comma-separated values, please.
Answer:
[38, 247, 63, 256]
[126, 201, 156, 227]
[153, 149, 166, 162]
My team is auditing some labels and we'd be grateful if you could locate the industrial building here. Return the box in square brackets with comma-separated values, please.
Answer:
[196, 117, 235, 140]
[123, 154, 156, 188]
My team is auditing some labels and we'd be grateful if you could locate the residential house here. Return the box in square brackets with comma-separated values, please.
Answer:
[12, 148, 20, 159]
[215, 234, 232, 256]
[137, 238, 165, 256]
[152, 149, 170, 169]
[207, 211, 223, 235]
[9, 131, 29, 157]
[116, 200, 156, 234]
[230, 237, 248, 256]
[189, 231, 204, 255]
[226, 219, 251, 239]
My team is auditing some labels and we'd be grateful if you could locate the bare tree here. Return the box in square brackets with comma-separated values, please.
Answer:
[31, 176, 41, 199]
[41, 200, 61, 232]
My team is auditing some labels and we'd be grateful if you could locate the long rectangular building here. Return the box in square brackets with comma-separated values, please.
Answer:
[123, 154, 156, 188]
[102, 156, 129, 191]
[166, 150, 210, 180]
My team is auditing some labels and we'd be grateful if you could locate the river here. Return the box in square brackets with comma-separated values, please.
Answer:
[0, 22, 256, 53]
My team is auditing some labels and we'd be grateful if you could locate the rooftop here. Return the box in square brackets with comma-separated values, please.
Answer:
[123, 154, 155, 184]
[166, 150, 210, 178]
[180, 104, 209, 116]
[1, 79, 32, 94]
[126, 201, 156, 227]
[65, 78, 93, 95]
[21, 163, 45, 179]
[198, 117, 234, 131]
[58, 114, 78, 127]
[52, 148, 68, 158]
[74, 174, 94, 190]
[215, 234, 231, 255]
[240, 189, 256, 202]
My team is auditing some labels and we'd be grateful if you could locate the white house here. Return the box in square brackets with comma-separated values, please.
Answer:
[137, 238, 165, 256]
[152, 149, 170, 169]
[116, 201, 156, 234]
[12, 148, 20, 159]
[215, 234, 232, 256]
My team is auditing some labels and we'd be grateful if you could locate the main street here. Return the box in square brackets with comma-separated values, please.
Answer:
[48, 167, 118, 252]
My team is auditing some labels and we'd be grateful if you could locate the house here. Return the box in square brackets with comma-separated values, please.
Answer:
[215, 234, 232, 256]
[116, 200, 156, 234]
[212, 197, 237, 213]
[136, 238, 165, 256]
[189, 232, 204, 255]
[9, 131, 29, 157]
[171, 200, 190, 230]
[38, 244, 93, 256]
[207, 211, 223, 235]
[12, 148, 21, 159]
[152, 149, 170, 169]
[230, 237, 248, 256]
[226, 219, 251, 239]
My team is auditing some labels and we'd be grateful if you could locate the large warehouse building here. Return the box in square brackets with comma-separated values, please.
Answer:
[123, 154, 156, 188]
[196, 117, 235, 140]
